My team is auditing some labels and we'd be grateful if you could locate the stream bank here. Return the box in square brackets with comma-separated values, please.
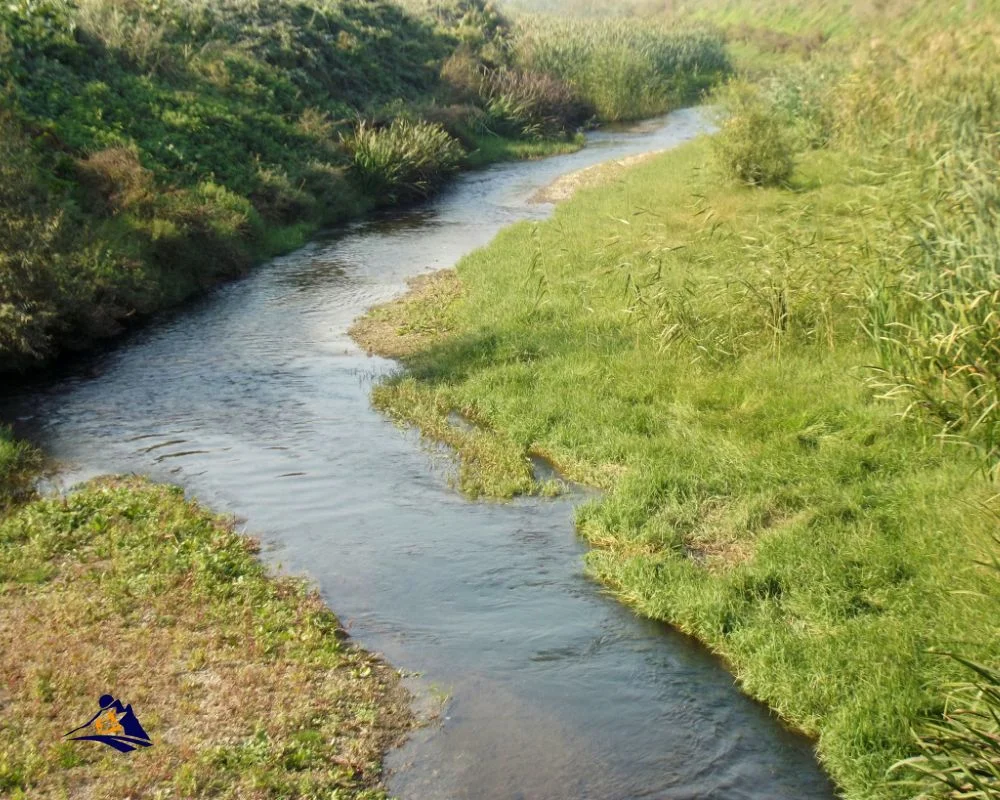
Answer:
[1, 108, 836, 799]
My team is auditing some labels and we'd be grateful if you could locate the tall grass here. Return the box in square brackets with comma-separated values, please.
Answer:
[353, 7, 1000, 797]
[513, 17, 730, 120]
[0, 426, 40, 511]
[891, 540, 1000, 799]
[342, 119, 464, 203]
[843, 32, 1000, 471]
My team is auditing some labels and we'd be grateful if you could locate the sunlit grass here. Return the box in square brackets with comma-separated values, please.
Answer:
[0, 478, 411, 798]
[513, 17, 730, 120]
[354, 131, 1000, 798]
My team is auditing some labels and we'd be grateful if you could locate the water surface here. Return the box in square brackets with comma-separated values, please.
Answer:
[3, 108, 837, 799]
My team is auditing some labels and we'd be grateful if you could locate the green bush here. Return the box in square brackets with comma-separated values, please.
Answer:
[712, 83, 794, 186]
[342, 119, 464, 204]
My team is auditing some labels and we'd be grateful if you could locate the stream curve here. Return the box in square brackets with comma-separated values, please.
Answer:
[3, 108, 837, 800]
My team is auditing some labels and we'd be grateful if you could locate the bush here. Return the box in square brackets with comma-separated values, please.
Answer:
[74, 146, 153, 216]
[342, 119, 464, 204]
[712, 84, 794, 186]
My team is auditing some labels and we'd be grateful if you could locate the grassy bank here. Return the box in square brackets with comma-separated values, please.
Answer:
[0, 472, 412, 798]
[352, 16, 1000, 797]
[0, 0, 729, 373]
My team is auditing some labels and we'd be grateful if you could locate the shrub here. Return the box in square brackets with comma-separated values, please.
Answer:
[248, 165, 315, 225]
[342, 119, 464, 204]
[712, 83, 794, 186]
[74, 146, 153, 216]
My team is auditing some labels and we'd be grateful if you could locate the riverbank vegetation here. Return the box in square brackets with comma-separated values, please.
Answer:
[356, 2, 1000, 796]
[0, 0, 729, 372]
[0, 473, 412, 798]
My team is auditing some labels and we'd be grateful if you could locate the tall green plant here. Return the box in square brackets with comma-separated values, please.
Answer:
[891, 540, 1000, 799]
[342, 119, 464, 204]
[711, 81, 794, 186]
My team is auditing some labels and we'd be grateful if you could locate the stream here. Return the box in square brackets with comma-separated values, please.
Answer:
[2, 107, 837, 799]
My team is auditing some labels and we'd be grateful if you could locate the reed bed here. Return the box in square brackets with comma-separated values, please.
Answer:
[512, 17, 730, 120]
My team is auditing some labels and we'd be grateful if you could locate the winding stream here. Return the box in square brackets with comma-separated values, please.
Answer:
[3, 108, 837, 799]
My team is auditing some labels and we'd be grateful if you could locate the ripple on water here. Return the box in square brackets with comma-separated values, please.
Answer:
[1, 108, 836, 800]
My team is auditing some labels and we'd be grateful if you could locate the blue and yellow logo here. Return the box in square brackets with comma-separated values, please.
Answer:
[65, 694, 152, 753]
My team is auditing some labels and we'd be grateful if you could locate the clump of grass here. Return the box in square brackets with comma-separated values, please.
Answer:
[0, 427, 40, 511]
[0, 477, 412, 798]
[893, 655, 1000, 799]
[342, 119, 464, 204]
[478, 66, 593, 139]
[712, 80, 794, 186]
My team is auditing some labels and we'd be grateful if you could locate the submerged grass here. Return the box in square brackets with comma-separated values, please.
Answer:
[352, 135, 1000, 798]
[0, 477, 412, 798]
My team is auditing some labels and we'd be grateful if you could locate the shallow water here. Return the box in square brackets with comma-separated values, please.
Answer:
[3, 108, 837, 799]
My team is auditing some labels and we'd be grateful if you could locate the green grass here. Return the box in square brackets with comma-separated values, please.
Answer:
[0, 476, 412, 799]
[0, 0, 726, 372]
[0, 427, 41, 511]
[464, 132, 584, 167]
[513, 16, 730, 120]
[355, 135, 1000, 798]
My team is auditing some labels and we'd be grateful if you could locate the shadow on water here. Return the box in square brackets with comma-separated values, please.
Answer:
[1, 108, 837, 799]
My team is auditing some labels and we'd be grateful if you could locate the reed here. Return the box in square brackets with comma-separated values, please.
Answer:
[512, 17, 730, 120]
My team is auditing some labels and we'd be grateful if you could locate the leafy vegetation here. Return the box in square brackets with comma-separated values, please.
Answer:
[0, 0, 726, 371]
[711, 80, 794, 186]
[0, 477, 412, 799]
[0, 427, 40, 511]
[354, 3, 1000, 797]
